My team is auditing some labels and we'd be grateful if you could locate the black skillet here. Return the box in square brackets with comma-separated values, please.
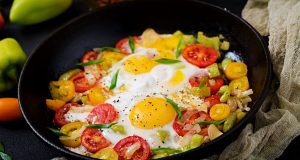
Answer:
[18, 0, 272, 159]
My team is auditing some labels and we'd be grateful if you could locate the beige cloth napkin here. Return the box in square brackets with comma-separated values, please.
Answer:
[218, 0, 300, 159]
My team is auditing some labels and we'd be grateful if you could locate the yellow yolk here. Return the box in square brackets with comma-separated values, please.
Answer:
[169, 70, 185, 86]
[123, 55, 157, 74]
[129, 97, 176, 129]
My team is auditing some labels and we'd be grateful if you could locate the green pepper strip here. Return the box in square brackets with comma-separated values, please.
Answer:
[87, 122, 117, 129]
[48, 127, 68, 137]
[76, 59, 104, 66]
[165, 97, 182, 121]
[218, 85, 231, 102]
[195, 120, 225, 126]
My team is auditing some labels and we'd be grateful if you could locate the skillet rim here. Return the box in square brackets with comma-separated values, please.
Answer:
[18, 0, 272, 159]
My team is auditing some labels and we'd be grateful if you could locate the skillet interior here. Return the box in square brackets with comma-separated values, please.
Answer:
[18, 0, 271, 159]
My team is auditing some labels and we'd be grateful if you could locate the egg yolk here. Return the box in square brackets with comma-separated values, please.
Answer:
[129, 97, 176, 129]
[169, 70, 185, 86]
[123, 55, 157, 74]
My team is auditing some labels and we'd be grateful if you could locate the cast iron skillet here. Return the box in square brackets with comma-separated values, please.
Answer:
[18, 0, 272, 159]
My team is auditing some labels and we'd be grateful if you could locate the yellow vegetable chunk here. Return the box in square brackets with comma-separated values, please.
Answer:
[46, 99, 65, 111]
[229, 76, 250, 92]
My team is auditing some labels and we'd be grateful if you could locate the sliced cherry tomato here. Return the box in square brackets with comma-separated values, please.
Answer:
[70, 71, 91, 93]
[173, 110, 212, 136]
[92, 147, 118, 160]
[54, 103, 79, 127]
[113, 135, 150, 160]
[224, 62, 247, 80]
[59, 122, 86, 147]
[209, 104, 231, 121]
[81, 128, 111, 153]
[86, 103, 118, 124]
[189, 76, 224, 94]
[182, 44, 218, 67]
[204, 95, 221, 108]
[49, 80, 75, 102]
[115, 36, 140, 54]
[81, 51, 98, 62]
[46, 99, 66, 111]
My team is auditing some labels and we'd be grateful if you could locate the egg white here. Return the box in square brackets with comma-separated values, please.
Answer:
[64, 35, 210, 150]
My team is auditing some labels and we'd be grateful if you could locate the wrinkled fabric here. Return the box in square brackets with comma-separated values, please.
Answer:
[219, 0, 300, 159]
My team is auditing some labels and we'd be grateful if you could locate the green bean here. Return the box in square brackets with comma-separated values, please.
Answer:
[223, 112, 237, 132]
[221, 58, 233, 71]
[218, 85, 231, 102]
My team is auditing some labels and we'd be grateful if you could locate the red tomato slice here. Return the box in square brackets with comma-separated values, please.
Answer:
[113, 135, 150, 160]
[81, 51, 98, 62]
[204, 94, 221, 108]
[54, 103, 79, 127]
[115, 36, 140, 54]
[182, 44, 218, 67]
[81, 128, 111, 153]
[86, 103, 118, 124]
[173, 110, 212, 136]
[189, 76, 224, 95]
[70, 71, 91, 93]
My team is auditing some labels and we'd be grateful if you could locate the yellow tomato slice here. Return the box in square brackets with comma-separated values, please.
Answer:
[229, 76, 249, 91]
[92, 147, 118, 160]
[49, 80, 75, 102]
[46, 99, 65, 111]
[209, 104, 231, 120]
[59, 122, 86, 147]
[224, 62, 247, 80]
[99, 51, 125, 72]
[87, 85, 108, 106]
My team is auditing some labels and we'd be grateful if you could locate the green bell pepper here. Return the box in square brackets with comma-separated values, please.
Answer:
[0, 38, 27, 92]
[10, 0, 73, 25]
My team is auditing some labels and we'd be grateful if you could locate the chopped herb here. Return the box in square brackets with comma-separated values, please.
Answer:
[109, 69, 120, 90]
[100, 47, 121, 53]
[199, 77, 208, 89]
[165, 97, 182, 121]
[155, 58, 181, 64]
[195, 120, 225, 126]
[175, 36, 185, 58]
[128, 36, 135, 53]
[76, 59, 104, 66]
[48, 127, 68, 137]
[87, 123, 117, 129]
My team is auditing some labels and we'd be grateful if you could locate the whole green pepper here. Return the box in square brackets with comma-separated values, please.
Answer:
[10, 0, 73, 25]
[0, 38, 27, 92]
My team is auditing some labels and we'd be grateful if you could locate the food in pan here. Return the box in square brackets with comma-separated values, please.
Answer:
[47, 28, 253, 159]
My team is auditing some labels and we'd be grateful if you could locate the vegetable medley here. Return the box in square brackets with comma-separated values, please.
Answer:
[47, 28, 253, 160]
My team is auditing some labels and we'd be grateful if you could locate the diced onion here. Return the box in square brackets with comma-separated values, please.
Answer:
[182, 110, 198, 122]
[124, 142, 141, 159]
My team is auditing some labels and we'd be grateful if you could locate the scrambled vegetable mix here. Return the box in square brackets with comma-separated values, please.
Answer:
[47, 29, 253, 160]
